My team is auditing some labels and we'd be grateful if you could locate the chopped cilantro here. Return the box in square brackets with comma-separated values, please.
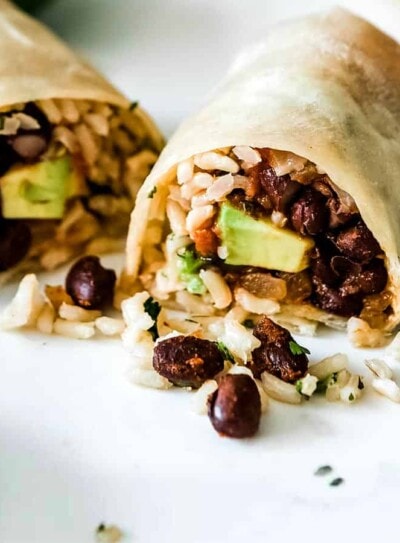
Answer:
[147, 186, 157, 198]
[96, 524, 105, 533]
[143, 296, 161, 340]
[177, 246, 206, 295]
[295, 380, 303, 394]
[289, 340, 310, 356]
[242, 319, 255, 329]
[330, 477, 344, 487]
[314, 465, 333, 476]
[129, 101, 139, 110]
[349, 393, 355, 401]
[358, 377, 364, 390]
[316, 372, 337, 394]
[216, 341, 235, 363]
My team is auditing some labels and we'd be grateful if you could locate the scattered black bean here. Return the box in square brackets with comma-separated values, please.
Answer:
[340, 258, 388, 297]
[153, 335, 224, 388]
[290, 188, 328, 236]
[208, 374, 261, 438]
[65, 255, 116, 309]
[249, 316, 308, 382]
[0, 220, 31, 271]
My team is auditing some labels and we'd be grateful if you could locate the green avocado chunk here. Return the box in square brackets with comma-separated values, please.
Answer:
[0, 156, 86, 219]
[217, 203, 314, 273]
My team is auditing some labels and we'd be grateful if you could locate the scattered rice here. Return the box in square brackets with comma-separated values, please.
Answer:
[199, 269, 232, 309]
[261, 372, 302, 404]
[209, 320, 260, 363]
[217, 245, 228, 260]
[129, 368, 173, 390]
[347, 317, 387, 348]
[36, 302, 55, 334]
[58, 302, 101, 323]
[53, 319, 95, 339]
[175, 290, 215, 316]
[0, 274, 44, 330]
[365, 359, 393, 380]
[235, 287, 280, 315]
[191, 379, 218, 415]
[271, 314, 318, 337]
[194, 151, 239, 173]
[372, 378, 400, 403]
[296, 374, 318, 397]
[192, 172, 213, 190]
[228, 365, 254, 377]
[339, 374, 363, 403]
[95, 524, 123, 543]
[308, 353, 348, 380]
[95, 316, 125, 336]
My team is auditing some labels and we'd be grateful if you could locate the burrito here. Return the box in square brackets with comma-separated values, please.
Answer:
[124, 8, 400, 338]
[0, 0, 163, 280]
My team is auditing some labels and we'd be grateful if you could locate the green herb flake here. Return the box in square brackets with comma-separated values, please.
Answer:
[242, 319, 255, 329]
[295, 380, 303, 394]
[358, 377, 364, 390]
[330, 477, 344, 487]
[129, 101, 139, 111]
[289, 340, 310, 356]
[147, 186, 157, 199]
[143, 296, 161, 340]
[177, 246, 206, 295]
[314, 465, 333, 477]
[96, 524, 105, 533]
[349, 393, 355, 401]
[316, 372, 337, 394]
[217, 341, 235, 363]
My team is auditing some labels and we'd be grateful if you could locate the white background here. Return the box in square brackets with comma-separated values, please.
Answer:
[1, 1, 400, 542]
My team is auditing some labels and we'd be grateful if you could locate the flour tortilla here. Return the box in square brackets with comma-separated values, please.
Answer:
[0, 0, 162, 146]
[125, 8, 400, 332]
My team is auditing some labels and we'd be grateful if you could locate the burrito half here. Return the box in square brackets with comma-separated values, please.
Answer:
[0, 0, 163, 281]
[124, 8, 400, 341]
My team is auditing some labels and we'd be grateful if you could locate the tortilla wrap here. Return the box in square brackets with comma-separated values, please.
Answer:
[0, 0, 163, 280]
[124, 8, 400, 334]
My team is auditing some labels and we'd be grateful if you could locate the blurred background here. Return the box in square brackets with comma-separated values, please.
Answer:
[13, 0, 400, 137]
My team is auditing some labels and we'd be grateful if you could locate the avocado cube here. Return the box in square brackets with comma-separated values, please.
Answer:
[217, 203, 314, 273]
[1, 156, 84, 220]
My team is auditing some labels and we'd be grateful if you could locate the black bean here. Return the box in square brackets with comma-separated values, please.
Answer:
[310, 247, 339, 287]
[0, 220, 31, 271]
[340, 258, 388, 297]
[330, 255, 361, 278]
[250, 158, 301, 212]
[9, 134, 47, 161]
[312, 276, 363, 317]
[249, 316, 308, 382]
[65, 255, 116, 309]
[335, 220, 381, 263]
[290, 188, 329, 236]
[208, 374, 261, 438]
[153, 335, 224, 388]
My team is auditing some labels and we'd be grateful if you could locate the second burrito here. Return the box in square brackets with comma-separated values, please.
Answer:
[0, 0, 163, 280]
[125, 8, 400, 340]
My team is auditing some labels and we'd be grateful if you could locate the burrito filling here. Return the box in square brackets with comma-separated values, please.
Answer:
[142, 147, 390, 329]
[0, 100, 160, 274]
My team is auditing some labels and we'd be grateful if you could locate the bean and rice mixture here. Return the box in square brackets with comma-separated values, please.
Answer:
[134, 146, 391, 349]
[0, 99, 161, 279]
[2, 251, 400, 438]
